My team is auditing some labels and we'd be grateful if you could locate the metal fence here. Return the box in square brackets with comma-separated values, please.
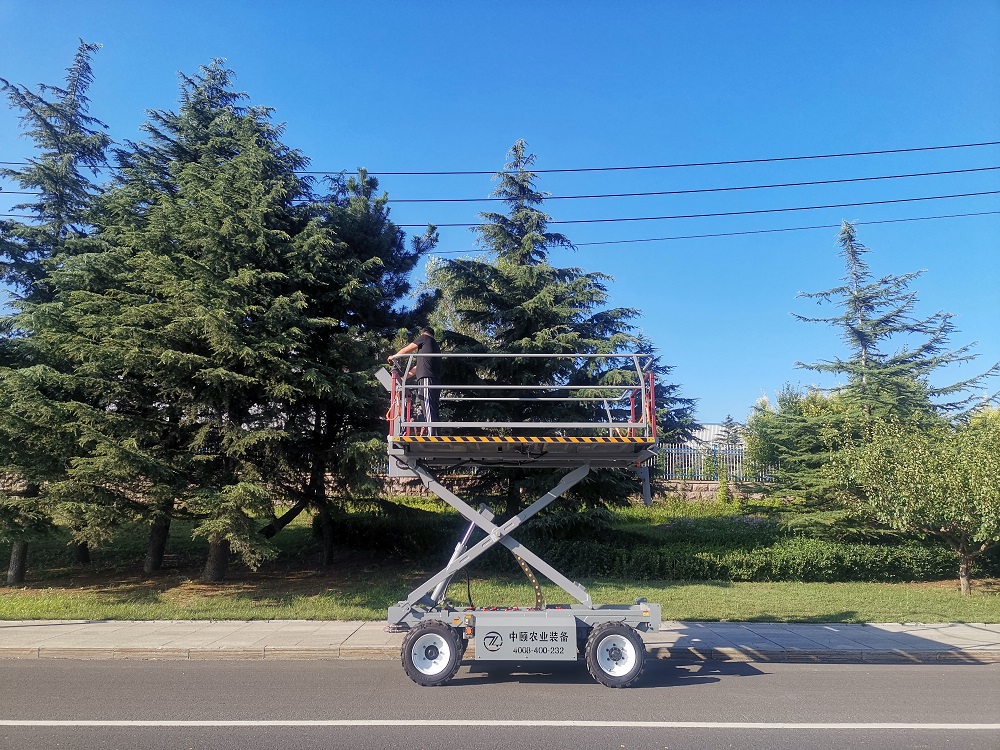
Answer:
[657, 444, 758, 482]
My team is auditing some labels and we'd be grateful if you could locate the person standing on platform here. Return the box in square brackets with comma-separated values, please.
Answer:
[389, 326, 440, 435]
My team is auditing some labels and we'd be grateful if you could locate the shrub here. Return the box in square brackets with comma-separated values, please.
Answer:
[535, 537, 956, 583]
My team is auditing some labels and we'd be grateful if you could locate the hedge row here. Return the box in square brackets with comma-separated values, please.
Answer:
[331, 511, 1000, 583]
[539, 537, 984, 583]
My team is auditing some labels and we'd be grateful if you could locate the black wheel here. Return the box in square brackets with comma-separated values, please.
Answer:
[584, 621, 645, 688]
[401, 621, 463, 686]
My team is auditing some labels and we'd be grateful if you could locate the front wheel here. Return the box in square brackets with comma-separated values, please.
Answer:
[584, 622, 645, 688]
[401, 621, 463, 686]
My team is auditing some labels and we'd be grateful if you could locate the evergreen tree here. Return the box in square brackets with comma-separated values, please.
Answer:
[0, 40, 110, 296]
[428, 140, 693, 514]
[795, 221, 998, 422]
[0, 40, 111, 581]
[9, 61, 309, 580]
[744, 386, 851, 501]
[9, 60, 435, 580]
[751, 222, 999, 502]
[260, 171, 436, 561]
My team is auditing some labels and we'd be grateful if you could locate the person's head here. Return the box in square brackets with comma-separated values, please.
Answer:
[419, 326, 435, 337]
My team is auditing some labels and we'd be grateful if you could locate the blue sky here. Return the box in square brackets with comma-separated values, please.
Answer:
[2, 1, 998, 423]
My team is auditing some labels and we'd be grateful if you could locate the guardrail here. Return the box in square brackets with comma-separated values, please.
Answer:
[385, 352, 657, 439]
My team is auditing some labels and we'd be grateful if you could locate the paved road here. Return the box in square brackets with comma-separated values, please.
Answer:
[3, 619, 999, 662]
[2, 659, 998, 749]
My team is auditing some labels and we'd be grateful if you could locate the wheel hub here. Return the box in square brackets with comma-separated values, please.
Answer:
[607, 645, 624, 662]
[423, 644, 440, 661]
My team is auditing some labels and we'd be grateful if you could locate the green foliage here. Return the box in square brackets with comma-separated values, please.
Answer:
[426, 140, 693, 512]
[0, 40, 112, 554]
[748, 223, 998, 505]
[540, 537, 959, 582]
[322, 499, 464, 559]
[0, 40, 110, 295]
[836, 417, 1000, 593]
[520, 507, 616, 541]
[744, 386, 854, 500]
[796, 221, 998, 418]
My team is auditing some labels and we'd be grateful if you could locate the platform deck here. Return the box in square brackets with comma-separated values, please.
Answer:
[389, 434, 656, 470]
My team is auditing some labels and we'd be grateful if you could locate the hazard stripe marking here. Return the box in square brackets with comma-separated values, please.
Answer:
[395, 436, 653, 444]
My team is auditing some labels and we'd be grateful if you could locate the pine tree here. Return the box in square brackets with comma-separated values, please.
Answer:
[0, 40, 111, 581]
[260, 170, 436, 561]
[744, 386, 851, 501]
[6, 61, 308, 580]
[428, 140, 693, 514]
[0, 40, 110, 296]
[10, 60, 435, 579]
[750, 222, 1000, 502]
[795, 221, 998, 422]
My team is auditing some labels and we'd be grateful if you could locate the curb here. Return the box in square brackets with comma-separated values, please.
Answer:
[3, 644, 999, 664]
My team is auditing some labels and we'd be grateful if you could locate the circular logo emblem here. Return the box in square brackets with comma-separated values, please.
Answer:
[483, 631, 503, 652]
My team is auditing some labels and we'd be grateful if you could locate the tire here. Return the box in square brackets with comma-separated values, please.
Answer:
[401, 621, 463, 687]
[584, 621, 645, 688]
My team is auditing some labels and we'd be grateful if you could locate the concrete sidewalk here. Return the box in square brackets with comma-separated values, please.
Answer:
[1, 620, 999, 663]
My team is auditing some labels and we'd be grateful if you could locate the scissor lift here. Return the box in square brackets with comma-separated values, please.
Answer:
[381, 353, 662, 688]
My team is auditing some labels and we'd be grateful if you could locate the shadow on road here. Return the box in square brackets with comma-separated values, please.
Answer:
[456, 657, 763, 689]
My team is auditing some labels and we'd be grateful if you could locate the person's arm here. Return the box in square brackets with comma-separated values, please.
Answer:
[389, 341, 419, 378]
[389, 341, 418, 361]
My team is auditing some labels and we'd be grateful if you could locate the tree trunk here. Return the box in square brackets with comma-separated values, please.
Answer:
[7, 540, 28, 585]
[70, 541, 90, 565]
[958, 554, 972, 596]
[144, 513, 172, 574]
[308, 441, 333, 564]
[259, 498, 310, 539]
[202, 537, 231, 583]
[316, 505, 336, 566]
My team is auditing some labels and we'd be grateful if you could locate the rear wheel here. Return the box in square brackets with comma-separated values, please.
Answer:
[584, 622, 645, 688]
[401, 621, 463, 686]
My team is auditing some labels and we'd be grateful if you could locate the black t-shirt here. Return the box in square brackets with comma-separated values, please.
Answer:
[412, 333, 440, 381]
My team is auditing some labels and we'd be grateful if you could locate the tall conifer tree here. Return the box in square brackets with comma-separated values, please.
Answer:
[428, 140, 693, 514]
[0, 41, 111, 581]
[796, 221, 998, 422]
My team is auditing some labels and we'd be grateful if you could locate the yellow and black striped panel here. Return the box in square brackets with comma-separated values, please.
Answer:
[395, 435, 653, 444]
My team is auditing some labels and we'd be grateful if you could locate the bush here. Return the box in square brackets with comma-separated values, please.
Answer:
[535, 537, 957, 583]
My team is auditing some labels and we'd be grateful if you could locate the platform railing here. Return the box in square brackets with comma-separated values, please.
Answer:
[386, 352, 657, 440]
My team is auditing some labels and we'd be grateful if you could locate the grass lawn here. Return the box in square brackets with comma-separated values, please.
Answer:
[2, 498, 997, 623]
[2, 566, 998, 622]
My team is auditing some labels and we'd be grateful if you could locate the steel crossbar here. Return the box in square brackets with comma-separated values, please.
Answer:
[392, 461, 593, 620]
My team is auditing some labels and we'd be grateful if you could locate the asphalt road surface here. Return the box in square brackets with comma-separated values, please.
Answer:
[2, 659, 998, 749]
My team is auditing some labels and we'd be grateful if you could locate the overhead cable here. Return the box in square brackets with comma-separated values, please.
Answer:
[428, 211, 1000, 254]
[6, 140, 996, 175]
[5, 165, 999, 203]
[394, 190, 1000, 227]
[299, 140, 1000, 176]
[384, 166, 1000, 202]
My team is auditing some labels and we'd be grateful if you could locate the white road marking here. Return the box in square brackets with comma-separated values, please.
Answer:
[1, 720, 999, 729]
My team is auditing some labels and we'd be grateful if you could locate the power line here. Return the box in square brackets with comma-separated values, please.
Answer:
[384, 166, 1000, 203]
[395, 190, 1000, 227]
[5, 209, 996, 250]
[429, 211, 1000, 254]
[5, 139, 996, 176]
[7, 190, 998, 226]
[6, 165, 999, 203]
[299, 140, 1000, 176]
